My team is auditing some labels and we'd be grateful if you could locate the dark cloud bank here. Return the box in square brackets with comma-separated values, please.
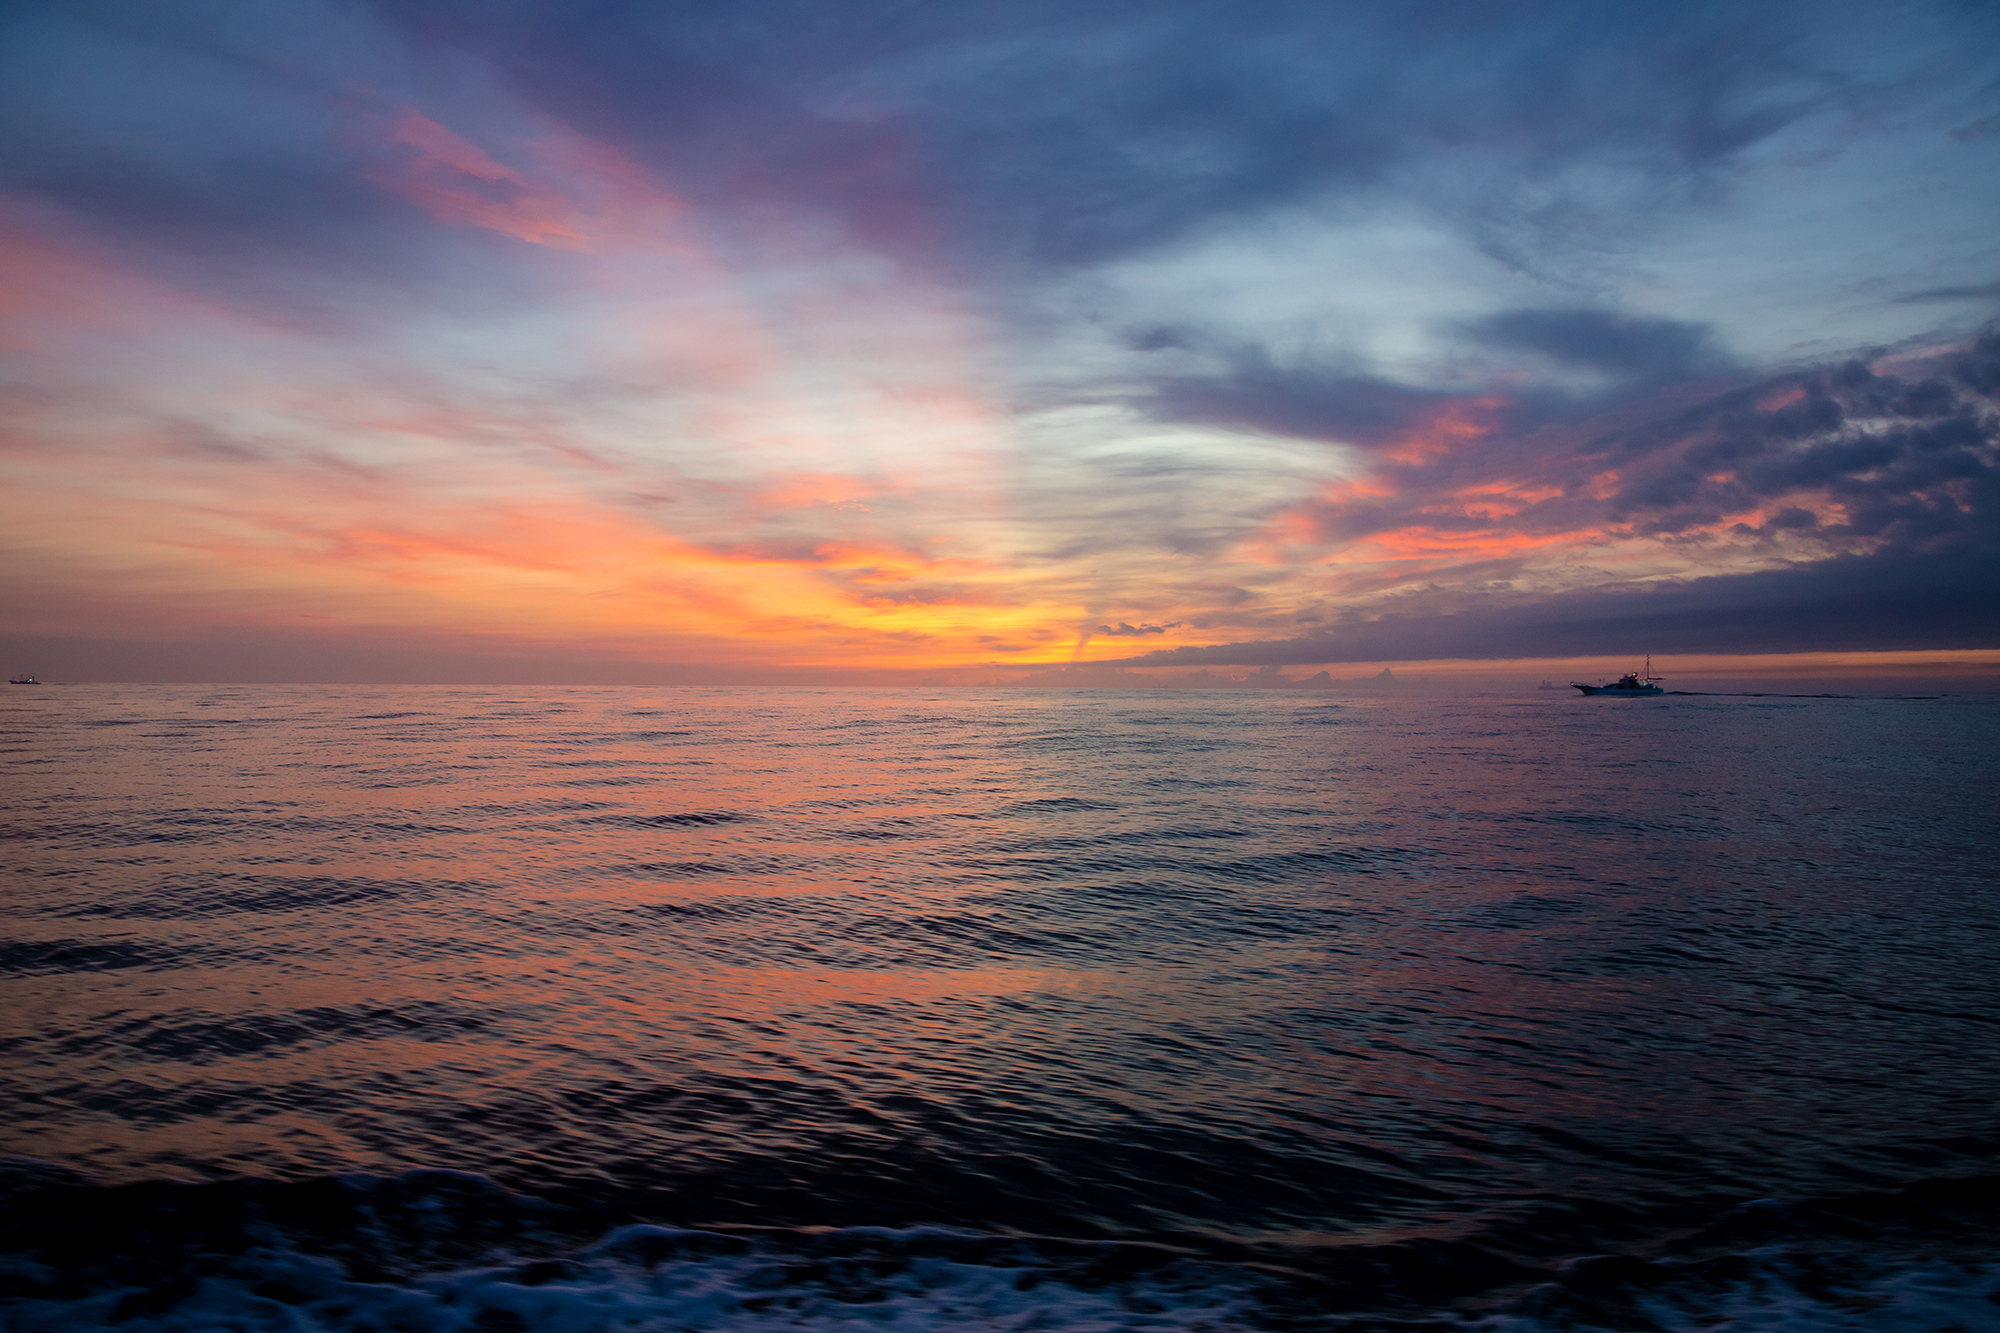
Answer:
[1114, 550, 1998, 668]
[1118, 333, 2000, 666]
[15, 0, 1992, 298]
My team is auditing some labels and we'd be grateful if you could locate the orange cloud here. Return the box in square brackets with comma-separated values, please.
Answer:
[10, 402, 1079, 668]
[368, 108, 708, 260]
[1232, 507, 1328, 565]
[1352, 525, 1602, 563]
[0, 119, 1118, 672]
[1230, 398, 1528, 565]
[1455, 479, 1563, 503]
[748, 474, 881, 512]
[1380, 396, 1505, 464]
[0, 230, 135, 345]
[0, 217, 303, 358]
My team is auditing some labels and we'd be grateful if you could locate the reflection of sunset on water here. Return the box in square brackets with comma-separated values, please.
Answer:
[10, 682, 1992, 1197]
[7, 676, 2000, 1327]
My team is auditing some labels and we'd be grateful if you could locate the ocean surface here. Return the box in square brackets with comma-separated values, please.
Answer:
[4, 683, 1998, 1332]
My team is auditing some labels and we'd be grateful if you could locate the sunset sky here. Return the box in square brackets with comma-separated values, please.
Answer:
[3, 0, 1997, 683]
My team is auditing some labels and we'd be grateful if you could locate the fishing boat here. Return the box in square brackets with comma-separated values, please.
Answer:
[1572, 658, 1663, 696]
[8, 673, 38, 685]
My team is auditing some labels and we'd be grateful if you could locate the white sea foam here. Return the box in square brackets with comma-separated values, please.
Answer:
[3, 1226, 1259, 1333]
[1484, 1249, 2000, 1333]
[1632, 1259, 2000, 1333]
[9, 1222, 1999, 1333]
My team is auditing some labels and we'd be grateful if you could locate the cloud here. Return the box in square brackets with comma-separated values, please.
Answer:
[1149, 355, 1455, 448]
[3, 0, 1998, 681]
[343, 0, 1972, 278]
[1587, 341, 2000, 550]
[368, 109, 599, 251]
[1460, 308, 1730, 383]
[12, 0, 1996, 307]
[1105, 545, 2000, 665]
[1105, 332, 2000, 663]
[1894, 282, 2000, 305]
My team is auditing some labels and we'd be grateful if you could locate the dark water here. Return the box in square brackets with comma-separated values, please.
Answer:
[4, 684, 1998, 1331]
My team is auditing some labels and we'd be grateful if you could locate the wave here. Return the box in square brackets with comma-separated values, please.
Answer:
[4, 1164, 1995, 1331]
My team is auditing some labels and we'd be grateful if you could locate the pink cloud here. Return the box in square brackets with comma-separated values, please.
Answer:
[371, 109, 599, 251]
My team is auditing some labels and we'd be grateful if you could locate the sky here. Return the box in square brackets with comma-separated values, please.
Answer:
[3, 0, 1998, 684]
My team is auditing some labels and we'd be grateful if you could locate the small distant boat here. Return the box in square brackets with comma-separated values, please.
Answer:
[1572, 658, 1663, 697]
[1536, 679, 1564, 690]
[7, 673, 38, 685]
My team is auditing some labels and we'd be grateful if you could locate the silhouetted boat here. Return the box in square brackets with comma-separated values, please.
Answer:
[8, 673, 38, 685]
[1536, 679, 1564, 690]
[1572, 659, 1662, 696]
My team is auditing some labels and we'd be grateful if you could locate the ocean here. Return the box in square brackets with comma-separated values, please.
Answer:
[4, 683, 1998, 1331]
